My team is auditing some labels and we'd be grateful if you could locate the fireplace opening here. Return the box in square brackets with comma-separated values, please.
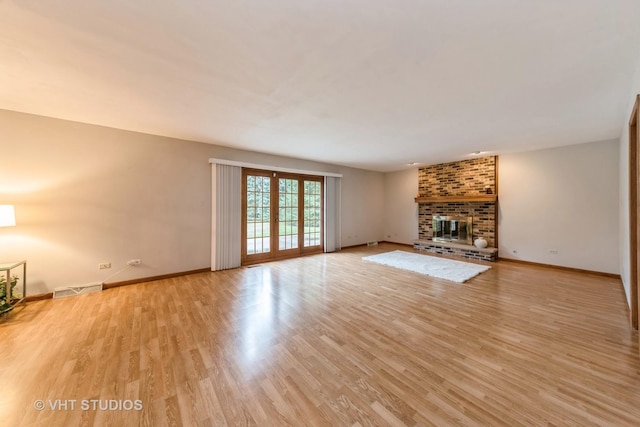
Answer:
[432, 215, 473, 245]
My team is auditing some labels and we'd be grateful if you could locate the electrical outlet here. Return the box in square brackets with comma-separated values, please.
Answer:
[98, 262, 111, 269]
[549, 249, 558, 254]
[127, 259, 141, 266]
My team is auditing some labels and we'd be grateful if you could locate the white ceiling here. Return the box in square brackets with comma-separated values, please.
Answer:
[1, 1, 640, 172]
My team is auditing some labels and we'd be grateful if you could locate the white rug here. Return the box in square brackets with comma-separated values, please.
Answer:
[362, 250, 490, 283]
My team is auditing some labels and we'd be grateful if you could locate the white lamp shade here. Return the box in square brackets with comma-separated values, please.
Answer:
[0, 205, 16, 227]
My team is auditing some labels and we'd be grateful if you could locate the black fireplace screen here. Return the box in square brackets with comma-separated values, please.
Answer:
[432, 215, 473, 245]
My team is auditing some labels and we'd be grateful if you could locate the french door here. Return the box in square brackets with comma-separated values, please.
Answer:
[242, 169, 324, 264]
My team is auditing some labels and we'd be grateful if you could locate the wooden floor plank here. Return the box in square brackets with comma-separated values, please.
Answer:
[0, 243, 638, 426]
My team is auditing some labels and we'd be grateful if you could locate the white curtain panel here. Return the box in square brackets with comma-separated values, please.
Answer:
[211, 163, 242, 271]
[324, 176, 342, 252]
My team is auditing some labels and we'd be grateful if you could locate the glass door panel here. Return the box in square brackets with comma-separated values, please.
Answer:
[303, 180, 322, 247]
[246, 174, 271, 255]
[278, 178, 299, 251]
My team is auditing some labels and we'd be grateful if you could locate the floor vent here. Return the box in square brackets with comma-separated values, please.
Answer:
[53, 282, 103, 299]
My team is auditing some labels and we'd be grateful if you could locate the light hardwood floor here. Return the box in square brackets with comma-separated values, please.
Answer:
[1, 243, 638, 426]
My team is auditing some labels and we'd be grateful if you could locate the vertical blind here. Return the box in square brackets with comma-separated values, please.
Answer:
[211, 163, 242, 271]
[324, 176, 342, 252]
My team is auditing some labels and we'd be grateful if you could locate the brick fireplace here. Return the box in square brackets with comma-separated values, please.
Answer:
[414, 156, 498, 262]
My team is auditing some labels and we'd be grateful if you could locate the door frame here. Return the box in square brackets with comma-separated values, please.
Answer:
[629, 94, 639, 330]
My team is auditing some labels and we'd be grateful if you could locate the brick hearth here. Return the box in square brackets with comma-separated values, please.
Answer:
[413, 240, 498, 262]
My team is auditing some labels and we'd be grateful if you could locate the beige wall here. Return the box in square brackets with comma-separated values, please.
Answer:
[0, 109, 384, 295]
[499, 140, 619, 274]
[383, 168, 418, 244]
[1, 107, 623, 298]
[340, 167, 385, 247]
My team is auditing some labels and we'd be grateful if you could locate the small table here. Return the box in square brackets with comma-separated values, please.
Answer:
[0, 260, 27, 314]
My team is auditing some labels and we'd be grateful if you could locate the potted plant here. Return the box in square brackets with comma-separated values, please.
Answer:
[0, 275, 19, 313]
